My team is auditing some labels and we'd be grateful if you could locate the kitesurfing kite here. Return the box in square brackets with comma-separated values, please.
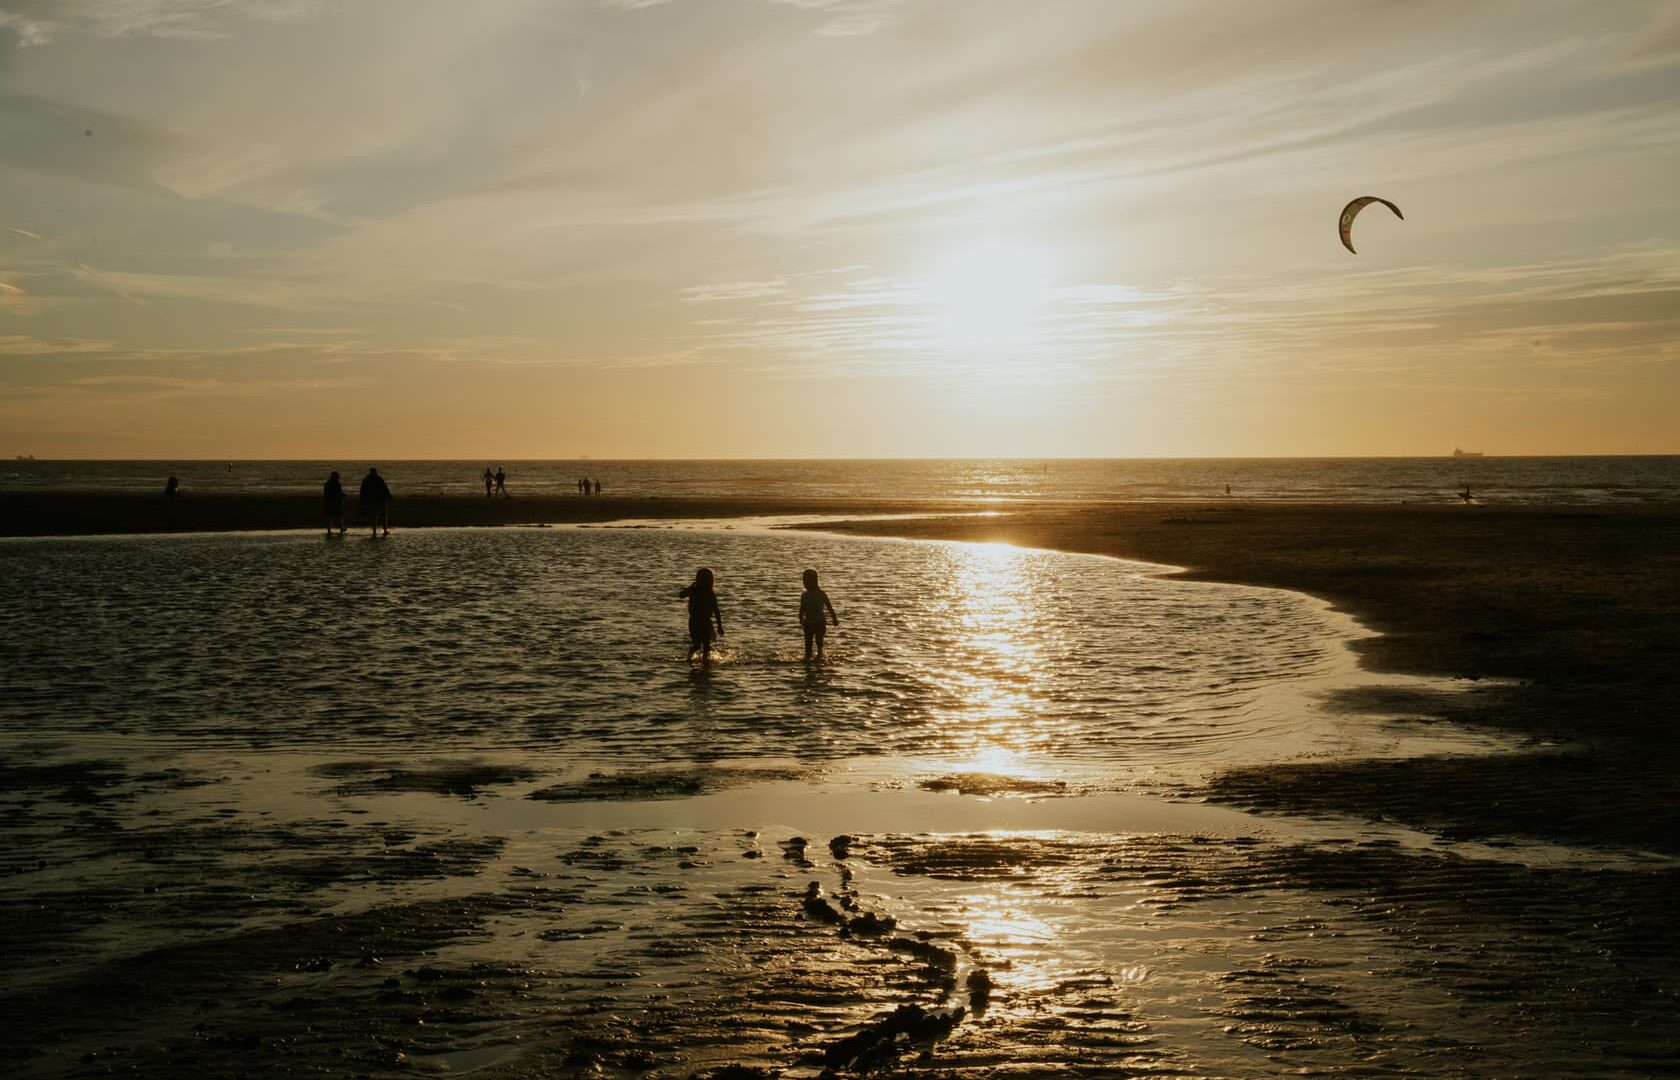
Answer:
[1339, 196, 1402, 254]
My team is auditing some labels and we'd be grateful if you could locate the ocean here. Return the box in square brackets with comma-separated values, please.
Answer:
[6, 455, 1680, 504]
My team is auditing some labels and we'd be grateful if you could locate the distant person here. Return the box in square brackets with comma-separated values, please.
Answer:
[1225, 484, 1231, 497]
[1460, 484, 1474, 504]
[678, 567, 725, 663]
[592, 478, 601, 496]
[578, 477, 587, 496]
[359, 467, 391, 537]
[163, 475, 179, 498]
[323, 470, 346, 535]
[483, 467, 494, 498]
[799, 568, 840, 661]
[495, 467, 508, 498]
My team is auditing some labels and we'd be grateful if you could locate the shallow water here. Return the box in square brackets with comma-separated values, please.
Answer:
[0, 525, 1499, 774]
[2, 527, 1673, 1079]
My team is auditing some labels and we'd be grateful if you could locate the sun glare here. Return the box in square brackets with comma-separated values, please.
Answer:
[925, 242, 1054, 353]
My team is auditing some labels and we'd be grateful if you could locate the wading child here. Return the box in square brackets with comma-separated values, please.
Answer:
[679, 567, 725, 663]
[799, 568, 840, 660]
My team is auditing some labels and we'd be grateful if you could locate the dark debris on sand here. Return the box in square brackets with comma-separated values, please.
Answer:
[917, 772, 1074, 798]
[312, 758, 539, 797]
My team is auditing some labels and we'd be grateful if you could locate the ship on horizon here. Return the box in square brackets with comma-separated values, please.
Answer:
[1452, 448, 1485, 458]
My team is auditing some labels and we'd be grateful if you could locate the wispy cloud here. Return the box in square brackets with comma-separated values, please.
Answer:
[1627, 4, 1680, 67]
[661, 241, 1680, 395]
[0, 333, 115, 354]
[681, 279, 788, 303]
[599, 0, 906, 35]
[72, 264, 343, 310]
[0, 0, 331, 46]
[0, 88, 340, 219]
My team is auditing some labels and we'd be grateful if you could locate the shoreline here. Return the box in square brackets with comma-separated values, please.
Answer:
[0, 492, 982, 538]
[799, 503, 1680, 853]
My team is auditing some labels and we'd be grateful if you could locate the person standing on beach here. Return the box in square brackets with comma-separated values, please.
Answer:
[495, 467, 508, 498]
[593, 478, 602, 496]
[163, 475, 179, 498]
[323, 471, 346, 535]
[483, 467, 494, 498]
[799, 568, 840, 660]
[359, 467, 391, 537]
[678, 567, 725, 663]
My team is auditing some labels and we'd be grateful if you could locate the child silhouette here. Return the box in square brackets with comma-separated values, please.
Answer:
[678, 567, 725, 663]
[799, 568, 840, 660]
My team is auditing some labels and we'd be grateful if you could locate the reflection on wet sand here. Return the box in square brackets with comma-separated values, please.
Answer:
[2, 529, 1673, 1076]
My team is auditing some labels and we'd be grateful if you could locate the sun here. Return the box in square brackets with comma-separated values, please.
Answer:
[925, 241, 1053, 353]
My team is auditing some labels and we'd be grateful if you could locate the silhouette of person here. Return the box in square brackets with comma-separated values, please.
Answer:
[360, 467, 391, 537]
[323, 470, 346, 535]
[495, 467, 508, 498]
[483, 467, 494, 498]
[592, 478, 601, 496]
[163, 475, 179, 498]
[1460, 484, 1474, 504]
[799, 568, 840, 660]
[678, 567, 724, 663]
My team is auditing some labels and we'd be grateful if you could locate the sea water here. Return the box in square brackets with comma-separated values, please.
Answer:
[6, 455, 1680, 504]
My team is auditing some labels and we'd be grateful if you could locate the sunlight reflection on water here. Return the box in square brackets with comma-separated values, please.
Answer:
[0, 525, 1507, 779]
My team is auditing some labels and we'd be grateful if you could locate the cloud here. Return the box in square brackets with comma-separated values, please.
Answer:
[654, 240, 1680, 394]
[0, 10, 50, 45]
[599, 0, 906, 34]
[1627, 4, 1680, 67]
[0, 333, 115, 354]
[0, 0, 332, 46]
[772, 0, 904, 37]
[681, 279, 788, 303]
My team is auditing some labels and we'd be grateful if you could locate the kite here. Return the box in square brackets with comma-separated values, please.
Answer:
[1339, 196, 1402, 254]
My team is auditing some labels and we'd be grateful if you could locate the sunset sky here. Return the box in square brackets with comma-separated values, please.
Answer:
[2, 0, 1677, 458]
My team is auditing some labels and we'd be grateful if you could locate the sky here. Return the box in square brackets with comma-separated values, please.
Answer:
[1, 0, 1677, 459]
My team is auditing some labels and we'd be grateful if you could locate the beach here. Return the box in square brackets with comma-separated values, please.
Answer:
[2, 496, 1676, 1077]
[11, 0, 1679, 1073]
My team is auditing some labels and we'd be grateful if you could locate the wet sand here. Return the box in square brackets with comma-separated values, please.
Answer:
[805, 503, 1680, 853]
[0, 492, 969, 537]
[4, 497, 1678, 1076]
